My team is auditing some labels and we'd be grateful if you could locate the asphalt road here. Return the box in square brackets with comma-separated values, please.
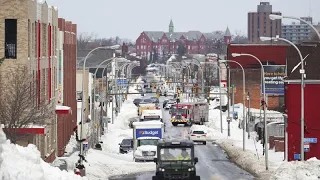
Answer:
[110, 76, 254, 180]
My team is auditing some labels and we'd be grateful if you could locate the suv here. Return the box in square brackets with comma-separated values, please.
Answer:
[152, 140, 200, 180]
[119, 138, 133, 154]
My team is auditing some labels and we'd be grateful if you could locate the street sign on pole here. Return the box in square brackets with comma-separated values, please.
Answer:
[304, 143, 310, 152]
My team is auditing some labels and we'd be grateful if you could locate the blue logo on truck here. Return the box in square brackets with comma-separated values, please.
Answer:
[136, 128, 162, 138]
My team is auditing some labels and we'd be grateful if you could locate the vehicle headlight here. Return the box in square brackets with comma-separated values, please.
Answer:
[188, 168, 194, 171]
[159, 168, 165, 172]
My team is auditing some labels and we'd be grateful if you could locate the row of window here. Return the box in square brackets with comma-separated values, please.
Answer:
[5, 18, 58, 59]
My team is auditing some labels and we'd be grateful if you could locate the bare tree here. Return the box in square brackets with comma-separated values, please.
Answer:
[0, 66, 55, 143]
[232, 30, 248, 44]
[77, 32, 98, 50]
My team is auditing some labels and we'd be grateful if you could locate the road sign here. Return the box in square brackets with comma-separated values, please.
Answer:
[304, 138, 317, 143]
[294, 154, 301, 160]
[304, 143, 310, 152]
[116, 79, 127, 85]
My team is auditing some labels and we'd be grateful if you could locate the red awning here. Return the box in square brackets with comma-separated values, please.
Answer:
[56, 105, 72, 114]
[3, 126, 46, 135]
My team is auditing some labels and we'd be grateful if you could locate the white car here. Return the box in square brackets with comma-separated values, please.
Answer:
[188, 129, 207, 145]
[167, 90, 175, 96]
[164, 101, 175, 110]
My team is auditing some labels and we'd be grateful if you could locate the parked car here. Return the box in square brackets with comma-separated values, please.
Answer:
[133, 98, 143, 106]
[188, 127, 207, 145]
[145, 88, 153, 93]
[150, 97, 159, 104]
[119, 138, 133, 153]
[163, 99, 169, 108]
[167, 89, 175, 96]
[140, 98, 153, 104]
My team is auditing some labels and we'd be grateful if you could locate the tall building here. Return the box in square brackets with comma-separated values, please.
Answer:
[282, 17, 313, 43]
[0, 0, 77, 163]
[248, 2, 282, 43]
[136, 19, 231, 59]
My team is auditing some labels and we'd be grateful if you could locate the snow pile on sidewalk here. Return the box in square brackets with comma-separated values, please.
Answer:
[203, 103, 284, 178]
[270, 157, 320, 180]
[0, 127, 86, 180]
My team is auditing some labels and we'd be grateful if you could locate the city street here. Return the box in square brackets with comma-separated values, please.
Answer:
[109, 93, 254, 180]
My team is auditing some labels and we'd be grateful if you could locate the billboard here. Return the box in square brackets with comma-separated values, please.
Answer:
[262, 65, 286, 95]
[136, 128, 162, 138]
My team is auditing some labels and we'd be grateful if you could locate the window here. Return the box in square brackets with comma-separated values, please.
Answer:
[5, 19, 17, 59]
[42, 23, 47, 56]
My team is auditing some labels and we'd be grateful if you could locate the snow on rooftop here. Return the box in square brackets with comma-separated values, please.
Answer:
[0, 127, 86, 180]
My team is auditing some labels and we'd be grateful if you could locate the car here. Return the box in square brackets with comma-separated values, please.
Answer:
[119, 138, 133, 154]
[188, 127, 207, 145]
[145, 88, 153, 93]
[167, 89, 175, 96]
[152, 140, 200, 180]
[162, 99, 169, 108]
[150, 97, 159, 104]
[164, 100, 175, 110]
[133, 98, 143, 106]
[140, 98, 153, 104]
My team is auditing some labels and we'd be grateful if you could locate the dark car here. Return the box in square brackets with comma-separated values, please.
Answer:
[145, 88, 153, 93]
[140, 98, 153, 104]
[150, 97, 159, 104]
[133, 98, 143, 106]
[163, 99, 169, 108]
[119, 138, 133, 154]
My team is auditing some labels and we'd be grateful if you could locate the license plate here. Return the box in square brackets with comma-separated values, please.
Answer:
[197, 136, 200, 138]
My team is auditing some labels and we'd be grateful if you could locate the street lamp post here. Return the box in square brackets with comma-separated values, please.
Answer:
[269, 14, 320, 40]
[232, 53, 268, 170]
[260, 35, 305, 161]
[200, 62, 223, 133]
[78, 45, 120, 172]
[219, 59, 246, 150]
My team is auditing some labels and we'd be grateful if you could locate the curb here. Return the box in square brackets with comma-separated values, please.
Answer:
[215, 140, 274, 180]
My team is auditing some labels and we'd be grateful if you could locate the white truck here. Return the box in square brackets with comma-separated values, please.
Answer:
[132, 121, 164, 162]
[140, 109, 163, 123]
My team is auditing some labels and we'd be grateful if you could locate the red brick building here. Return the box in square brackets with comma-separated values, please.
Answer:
[136, 19, 232, 59]
[227, 44, 288, 111]
[56, 18, 77, 157]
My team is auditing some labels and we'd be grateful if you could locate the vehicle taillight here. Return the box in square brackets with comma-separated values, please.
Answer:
[191, 134, 196, 136]
[202, 134, 206, 136]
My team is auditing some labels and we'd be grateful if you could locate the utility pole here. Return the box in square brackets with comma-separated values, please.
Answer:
[247, 91, 251, 139]
[227, 63, 231, 136]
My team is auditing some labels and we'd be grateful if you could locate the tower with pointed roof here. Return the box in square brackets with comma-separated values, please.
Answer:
[169, 19, 174, 33]
[224, 26, 232, 44]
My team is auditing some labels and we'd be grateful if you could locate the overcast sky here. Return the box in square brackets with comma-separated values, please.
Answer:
[46, 0, 320, 41]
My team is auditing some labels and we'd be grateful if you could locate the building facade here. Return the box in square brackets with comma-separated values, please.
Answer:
[0, 0, 76, 162]
[248, 2, 282, 43]
[135, 19, 231, 59]
[281, 17, 313, 44]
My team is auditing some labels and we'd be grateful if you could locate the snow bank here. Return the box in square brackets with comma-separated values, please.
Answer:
[0, 127, 86, 180]
[270, 158, 320, 180]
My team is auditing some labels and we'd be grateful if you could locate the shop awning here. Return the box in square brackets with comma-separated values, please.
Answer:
[56, 105, 72, 114]
[2, 125, 46, 135]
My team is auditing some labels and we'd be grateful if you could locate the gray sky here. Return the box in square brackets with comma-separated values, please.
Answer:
[46, 0, 320, 41]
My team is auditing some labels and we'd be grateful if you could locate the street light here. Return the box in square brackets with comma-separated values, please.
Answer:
[78, 45, 119, 172]
[269, 14, 320, 40]
[219, 59, 246, 151]
[260, 36, 305, 161]
[231, 53, 269, 170]
[200, 62, 223, 133]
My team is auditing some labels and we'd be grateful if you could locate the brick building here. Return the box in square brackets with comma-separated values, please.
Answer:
[0, 0, 76, 162]
[56, 18, 77, 157]
[135, 19, 231, 59]
[227, 44, 288, 111]
[248, 2, 282, 43]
